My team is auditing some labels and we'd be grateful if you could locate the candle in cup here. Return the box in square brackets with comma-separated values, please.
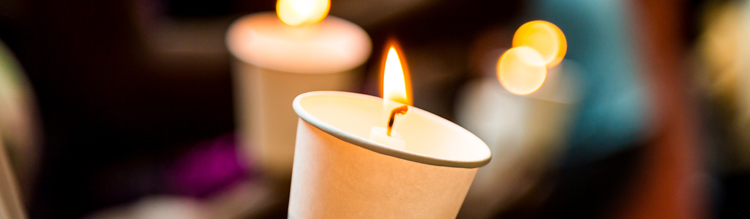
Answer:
[458, 20, 576, 217]
[288, 45, 491, 218]
[226, 0, 372, 179]
[368, 44, 412, 150]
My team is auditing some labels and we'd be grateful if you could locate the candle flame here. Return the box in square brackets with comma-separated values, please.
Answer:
[497, 46, 547, 95]
[512, 20, 567, 68]
[382, 43, 411, 105]
[276, 0, 330, 26]
[498, 20, 566, 95]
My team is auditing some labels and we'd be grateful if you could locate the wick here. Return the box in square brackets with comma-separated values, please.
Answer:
[387, 105, 409, 137]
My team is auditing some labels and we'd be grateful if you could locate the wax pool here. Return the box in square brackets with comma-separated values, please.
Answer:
[368, 127, 405, 150]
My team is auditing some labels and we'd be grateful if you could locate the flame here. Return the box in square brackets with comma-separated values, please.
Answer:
[497, 46, 547, 95]
[382, 43, 411, 105]
[276, 0, 330, 26]
[512, 20, 566, 68]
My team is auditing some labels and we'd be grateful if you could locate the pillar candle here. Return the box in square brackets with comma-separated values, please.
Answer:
[226, 1, 371, 179]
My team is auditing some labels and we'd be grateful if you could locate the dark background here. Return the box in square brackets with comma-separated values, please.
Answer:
[0, 0, 745, 218]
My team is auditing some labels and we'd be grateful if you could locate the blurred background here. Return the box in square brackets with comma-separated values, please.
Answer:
[0, 0, 748, 218]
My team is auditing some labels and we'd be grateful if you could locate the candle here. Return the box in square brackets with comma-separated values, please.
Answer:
[498, 20, 567, 95]
[457, 21, 577, 217]
[456, 63, 579, 217]
[288, 45, 491, 218]
[226, 0, 371, 179]
[367, 44, 411, 150]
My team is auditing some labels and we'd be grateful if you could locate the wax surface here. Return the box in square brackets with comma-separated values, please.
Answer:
[294, 91, 491, 167]
[368, 127, 405, 150]
[227, 12, 371, 74]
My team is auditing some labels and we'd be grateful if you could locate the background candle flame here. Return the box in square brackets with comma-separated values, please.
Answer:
[276, 0, 330, 26]
[382, 45, 411, 105]
[511, 20, 567, 68]
[499, 20, 566, 95]
[497, 46, 548, 95]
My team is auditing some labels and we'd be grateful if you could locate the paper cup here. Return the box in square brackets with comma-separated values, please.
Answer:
[227, 13, 371, 180]
[456, 62, 579, 218]
[231, 62, 358, 179]
[289, 91, 491, 218]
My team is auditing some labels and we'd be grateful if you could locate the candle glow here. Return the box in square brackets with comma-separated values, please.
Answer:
[277, 0, 330, 26]
[497, 46, 547, 95]
[382, 45, 411, 105]
[499, 20, 567, 95]
[511, 20, 567, 68]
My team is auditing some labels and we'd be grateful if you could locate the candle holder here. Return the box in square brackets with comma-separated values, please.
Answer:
[289, 91, 491, 218]
[226, 12, 371, 180]
[456, 62, 579, 217]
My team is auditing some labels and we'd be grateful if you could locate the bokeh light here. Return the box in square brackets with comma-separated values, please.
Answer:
[497, 46, 547, 95]
[276, 0, 330, 26]
[512, 20, 567, 68]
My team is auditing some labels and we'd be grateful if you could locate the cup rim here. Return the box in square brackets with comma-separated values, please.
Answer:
[293, 91, 491, 168]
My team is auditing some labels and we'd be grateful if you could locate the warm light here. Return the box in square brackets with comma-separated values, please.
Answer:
[512, 20, 567, 68]
[382, 45, 410, 105]
[497, 46, 547, 95]
[277, 0, 330, 26]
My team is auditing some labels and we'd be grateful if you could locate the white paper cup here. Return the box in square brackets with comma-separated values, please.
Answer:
[289, 91, 491, 218]
[231, 62, 358, 180]
[227, 13, 371, 180]
[456, 62, 579, 218]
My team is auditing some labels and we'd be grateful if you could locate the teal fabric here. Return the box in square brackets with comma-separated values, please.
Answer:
[533, 0, 652, 164]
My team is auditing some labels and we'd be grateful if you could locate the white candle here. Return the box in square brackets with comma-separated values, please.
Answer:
[288, 44, 491, 218]
[226, 0, 371, 179]
[367, 45, 410, 150]
[290, 91, 490, 218]
[456, 63, 578, 217]
[457, 21, 576, 218]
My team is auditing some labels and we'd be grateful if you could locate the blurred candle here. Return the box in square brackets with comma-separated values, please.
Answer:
[457, 21, 577, 218]
[512, 20, 567, 68]
[226, 0, 371, 179]
[457, 64, 579, 218]
[288, 45, 491, 218]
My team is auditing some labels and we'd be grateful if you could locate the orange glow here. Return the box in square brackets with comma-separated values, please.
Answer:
[497, 46, 547, 95]
[512, 20, 567, 68]
[276, 0, 330, 26]
[381, 43, 411, 105]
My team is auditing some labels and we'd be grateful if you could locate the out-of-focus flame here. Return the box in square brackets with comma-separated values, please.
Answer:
[276, 0, 330, 26]
[382, 44, 411, 105]
[512, 20, 567, 68]
[497, 46, 547, 95]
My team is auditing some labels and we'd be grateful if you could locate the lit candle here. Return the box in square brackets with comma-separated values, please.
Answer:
[457, 21, 578, 217]
[288, 45, 491, 218]
[367, 43, 411, 150]
[226, 0, 372, 179]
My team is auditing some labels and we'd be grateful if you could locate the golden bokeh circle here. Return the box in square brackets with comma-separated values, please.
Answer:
[512, 20, 567, 68]
[497, 46, 548, 95]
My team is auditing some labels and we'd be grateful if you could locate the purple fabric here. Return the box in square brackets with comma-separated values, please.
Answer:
[166, 134, 250, 198]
